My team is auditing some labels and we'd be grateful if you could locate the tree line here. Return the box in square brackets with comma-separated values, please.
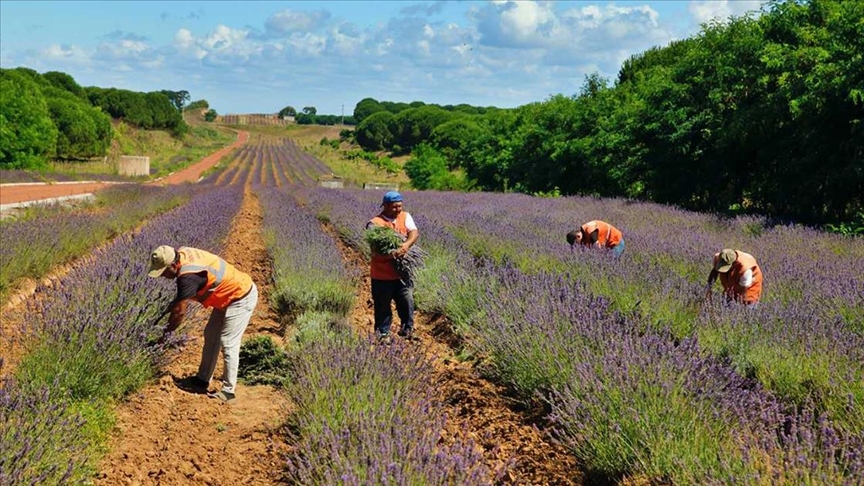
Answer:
[278, 105, 357, 126]
[354, 0, 862, 226]
[0, 68, 191, 168]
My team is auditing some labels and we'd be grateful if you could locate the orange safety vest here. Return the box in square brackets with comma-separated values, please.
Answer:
[581, 220, 623, 249]
[713, 250, 763, 305]
[368, 212, 409, 281]
[177, 247, 253, 310]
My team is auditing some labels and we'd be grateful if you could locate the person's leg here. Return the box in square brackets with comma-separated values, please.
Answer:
[219, 284, 258, 394]
[394, 280, 415, 335]
[197, 309, 225, 382]
[371, 279, 394, 336]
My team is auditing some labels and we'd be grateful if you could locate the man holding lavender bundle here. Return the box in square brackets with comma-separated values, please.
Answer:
[365, 191, 420, 343]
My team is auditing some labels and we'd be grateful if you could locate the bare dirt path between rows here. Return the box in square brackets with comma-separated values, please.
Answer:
[323, 223, 583, 485]
[96, 186, 288, 485]
[0, 130, 248, 205]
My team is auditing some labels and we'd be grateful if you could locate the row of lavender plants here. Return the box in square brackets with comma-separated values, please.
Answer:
[303, 187, 862, 484]
[0, 184, 190, 302]
[255, 184, 501, 484]
[1, 184, 244, 484]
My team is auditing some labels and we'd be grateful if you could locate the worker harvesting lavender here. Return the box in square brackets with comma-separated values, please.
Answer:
[365, 191, 421, 343]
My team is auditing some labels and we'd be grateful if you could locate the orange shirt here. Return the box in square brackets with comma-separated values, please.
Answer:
[581, 220, 623, 249]
[713, 250, 763, 304]
[177, 247, 253, 310]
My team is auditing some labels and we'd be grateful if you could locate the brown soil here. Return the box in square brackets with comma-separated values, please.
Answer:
[0, 182, 116, 205]
[324, 223, 583, 485]
[153, 131, 249, 186]
[95, 186, 289, 485]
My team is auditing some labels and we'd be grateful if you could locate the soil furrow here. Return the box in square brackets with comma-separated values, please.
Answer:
[95, 187, 288, 485]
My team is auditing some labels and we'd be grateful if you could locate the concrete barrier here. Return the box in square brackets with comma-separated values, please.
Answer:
[118, 156, 150, 177]
[363, 182, 399, 191]
[319, 180, 344, 188]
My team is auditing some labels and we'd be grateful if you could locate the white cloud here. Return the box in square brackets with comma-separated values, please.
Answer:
[40, 44, 90, 64]
[265, 9, 330, 35]
[688, 1, 762, 24]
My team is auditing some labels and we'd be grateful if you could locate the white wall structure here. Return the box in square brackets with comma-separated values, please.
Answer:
[118, 156, 150, 177]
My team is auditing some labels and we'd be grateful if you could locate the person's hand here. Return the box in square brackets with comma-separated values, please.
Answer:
[391, 245, 408, 258]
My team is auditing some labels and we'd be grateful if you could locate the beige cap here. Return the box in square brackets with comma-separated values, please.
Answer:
[715, 249, 737, 273]
[148, 246, 176, 277]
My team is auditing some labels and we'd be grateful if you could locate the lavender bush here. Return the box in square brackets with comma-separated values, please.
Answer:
[0, 184, 189, 302]
[4, 185, 243, 481]
[285, 335, 497, 485]
[256, 187, 355, 323]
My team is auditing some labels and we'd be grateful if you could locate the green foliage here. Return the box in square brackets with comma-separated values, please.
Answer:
[0, 73, 58, 168]
[319, 137, 340, 149]
[354, 111, 394, 150]
[404, 144, 470, 191]
[290, 311, 348, 349]
[278, 105, 297, 118]
[185, 99, 209, 111]
[204, 109, 218, 122]
[158, 90, 190, 111]
[238, 336, 291, 386]
[86, 86, 187, 136]
[353, 97, 385, 123]
[43, 71, 87, 100]
[365, 225, 402, 255]
[271, 273, 355, 322]
[824, 212, 864, 236]
[429, 117, 487, 168]
[391, 106, 456, 152]
[47, 96, 112, 159]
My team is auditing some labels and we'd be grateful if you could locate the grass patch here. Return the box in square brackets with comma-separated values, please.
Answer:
[238, 336, 291, 387]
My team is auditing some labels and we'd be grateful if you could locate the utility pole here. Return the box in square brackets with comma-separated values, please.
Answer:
[341, 104, 344, 126]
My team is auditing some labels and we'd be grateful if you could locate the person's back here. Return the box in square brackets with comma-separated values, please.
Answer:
[712, 249, 762, 305]
[566, 220, 625, 255]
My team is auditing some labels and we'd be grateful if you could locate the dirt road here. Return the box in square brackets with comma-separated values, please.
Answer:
[0, 131, 248, 206]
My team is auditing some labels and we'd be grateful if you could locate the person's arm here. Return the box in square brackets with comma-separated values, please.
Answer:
[393, 229, 419, 258]
[705, 269, 719, 300]
[589, 229, 600, 248]
[160, 273, 203, 339]
[392, 213, 419, 258]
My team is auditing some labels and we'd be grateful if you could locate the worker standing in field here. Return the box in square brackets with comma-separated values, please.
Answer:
[706, 248, 763, 307]
[566, 220, 625, 256]
[366, 191, 419, 343]
[148, 245, 258, 402]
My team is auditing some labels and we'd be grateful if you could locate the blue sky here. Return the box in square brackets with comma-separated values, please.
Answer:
[1, 1, 764, 115]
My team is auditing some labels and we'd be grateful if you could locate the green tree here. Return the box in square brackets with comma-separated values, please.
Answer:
[47, 96, 111, 159]
[353, 98, 384, 123]
[43, 71, 87, 100]
[159, 90, 190, 111]
[354, 111, 395, 151]
[0, 75, 58, 168]
[204, 109, 217, 122]
[405, 144, 470, 191]
[430, 117, 488, 168]
[302, 106, 317, 115]
[278, 105, 297, 118]
[390, 106, 456, 151]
